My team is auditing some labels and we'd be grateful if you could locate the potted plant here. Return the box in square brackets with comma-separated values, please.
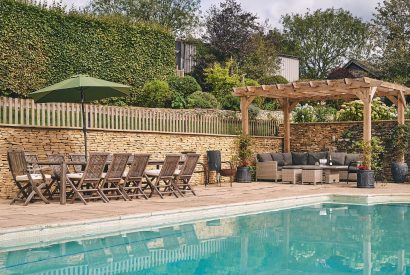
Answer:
[234, 134, 253, 183]
[355, 137, 384, 188]
[390, 124, 409, 183]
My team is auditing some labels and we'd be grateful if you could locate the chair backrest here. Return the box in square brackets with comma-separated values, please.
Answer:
[179, 153, 200, 177]
[126, 154, 150, 180]
[105, 153, 131, 180]
[69, 154, 86, 173]
[82, 153, 109, 181]
[207, 150, 221, 172]
[159, 154, 181, 178]
[25, 153, 40, 171]
[47, 154, 65, 178]
[8, 150, 28, 178]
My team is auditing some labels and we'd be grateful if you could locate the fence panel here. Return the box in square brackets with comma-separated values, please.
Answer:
[0, 97, 279, 136]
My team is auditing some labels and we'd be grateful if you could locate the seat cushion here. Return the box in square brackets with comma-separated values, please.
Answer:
[145, 169, 161, 177]
[16, 174, 52, 182]
[291, 152, 308, 165]
[282, 153, 293, 165]
[345, 153, 362, 165]
[256, 153, 273, 162]
[308, 152, 328, 165]
[270, 153, 285, 166]
[329, 152, 346, 165]
[66, 173, 83, 179]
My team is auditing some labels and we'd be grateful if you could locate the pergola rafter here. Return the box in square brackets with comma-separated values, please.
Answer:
[233, 77, 410, 168]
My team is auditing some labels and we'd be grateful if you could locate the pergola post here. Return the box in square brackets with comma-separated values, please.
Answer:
[358, 87, 377, 168]
[240, 96, 255, 135]
[397, 91, 406, 125]
[281, 98, 298, 153]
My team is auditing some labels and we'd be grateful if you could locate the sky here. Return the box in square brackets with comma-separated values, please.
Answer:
[54, 0, 380, 28]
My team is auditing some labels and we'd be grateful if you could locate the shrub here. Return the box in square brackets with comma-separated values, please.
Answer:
[186, 91, 220, 109]
[0, 0, 175, 98]
[220, 94, 240, 111]
[141, 80, 173, 108]
[336, 98, 396, 121]
[292, 104, 316, 123]
[292, 104, 337, 123]
[258, 75, 289, 85]
[167, 76, 202, 97]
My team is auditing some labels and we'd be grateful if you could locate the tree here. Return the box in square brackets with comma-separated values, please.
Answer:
[241, 33, 279, 80]
[87, 0, 200, 35]
[204, 0, 261, 62]
[281, 9, 370, 79]
[371, 0, 410, 85]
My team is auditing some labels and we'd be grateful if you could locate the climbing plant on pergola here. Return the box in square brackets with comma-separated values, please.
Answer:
[233, 77, 410, 167]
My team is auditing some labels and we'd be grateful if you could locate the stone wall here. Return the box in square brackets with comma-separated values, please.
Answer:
[0, 126, 282, 198]
[290, 121, 403, 181]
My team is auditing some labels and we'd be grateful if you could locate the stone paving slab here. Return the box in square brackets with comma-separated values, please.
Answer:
[1, 182, 410, 230]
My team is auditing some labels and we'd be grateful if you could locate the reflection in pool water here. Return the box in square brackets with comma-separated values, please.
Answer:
[1, 203, 409, 274]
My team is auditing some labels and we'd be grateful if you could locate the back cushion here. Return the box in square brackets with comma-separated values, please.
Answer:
[271, 153, 285, 166]
[257, 153, 273, 162]
[282, 153, 293, 165]
[308, 152, 328, 165]
[291, 152, 308, 165]
[329, 152, 346, 165]
[345, 153, 362, 165]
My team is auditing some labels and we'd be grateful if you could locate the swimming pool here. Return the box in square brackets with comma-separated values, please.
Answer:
[1, 203, 409, 274]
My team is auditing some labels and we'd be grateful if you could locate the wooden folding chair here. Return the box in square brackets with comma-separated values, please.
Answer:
[69, 153, 86, 173]
[121, 154, 150, 200]
[144, 154, 181, 198]
[174, 153, 200, 196]
[67, 152, 109, 204]
[7, 150, 52, 205]
[46, 154, 65, 199]
[99, 153, 130, 201]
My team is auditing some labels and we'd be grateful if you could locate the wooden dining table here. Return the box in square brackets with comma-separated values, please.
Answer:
[37, 159, 207, 205]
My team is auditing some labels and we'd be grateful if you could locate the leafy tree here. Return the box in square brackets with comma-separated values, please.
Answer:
[281, 8, 370, 79]
[204, 0, 261, 62]
[87, 0, 200, 35]
[258, 75, 288, 85]
[204, 59, 241, 100]
[241, 33, 279, 80]
[371, 0, 410, 85]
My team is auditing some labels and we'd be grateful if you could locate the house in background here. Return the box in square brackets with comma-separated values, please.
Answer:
[342, 59, 380, 78]
[176, 39, 196, 75]
[277, 55, 299, 82]
[176, 40, 300, 82]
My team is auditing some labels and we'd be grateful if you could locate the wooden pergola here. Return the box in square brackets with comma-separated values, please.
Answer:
[233, 77, 410, 156]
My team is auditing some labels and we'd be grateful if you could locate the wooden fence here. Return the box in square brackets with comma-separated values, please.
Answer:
[0, 97, 279, 136]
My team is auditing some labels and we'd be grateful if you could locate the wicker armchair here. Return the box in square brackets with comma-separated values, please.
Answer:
[256, 161, 282, 182]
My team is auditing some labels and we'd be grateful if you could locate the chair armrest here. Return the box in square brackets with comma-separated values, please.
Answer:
[221, 161, 233, 169]
[256, 161, 279, 172]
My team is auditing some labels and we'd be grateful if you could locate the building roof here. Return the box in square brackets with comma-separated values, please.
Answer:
[343, 59, 379, 77]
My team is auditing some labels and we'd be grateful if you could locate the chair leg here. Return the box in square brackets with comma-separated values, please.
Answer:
[67, 179, 87, 205]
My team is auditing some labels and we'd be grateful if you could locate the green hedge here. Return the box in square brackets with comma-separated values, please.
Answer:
[0, 0, 176, 97]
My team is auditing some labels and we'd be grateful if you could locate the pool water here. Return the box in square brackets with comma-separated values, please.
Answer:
[1, 203, 409, 274]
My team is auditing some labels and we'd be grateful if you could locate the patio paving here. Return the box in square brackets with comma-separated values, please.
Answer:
[1, 182, 410, 230]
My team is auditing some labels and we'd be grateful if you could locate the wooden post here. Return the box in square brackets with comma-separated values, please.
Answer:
[240, 96, 255, 135]
[282, 99, 291, 152]
[360, 87, 376, 168]
[397, 91, 406, 125]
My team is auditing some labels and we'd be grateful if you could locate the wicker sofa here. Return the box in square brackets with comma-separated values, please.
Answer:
[255, 151, 361, 183]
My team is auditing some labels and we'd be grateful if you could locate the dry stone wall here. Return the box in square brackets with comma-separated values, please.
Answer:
[0, 126, 282, 198]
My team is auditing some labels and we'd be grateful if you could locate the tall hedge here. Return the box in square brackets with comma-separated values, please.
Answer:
[0, 0, 176, 97]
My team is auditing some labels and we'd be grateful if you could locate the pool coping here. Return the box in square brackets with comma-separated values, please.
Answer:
[1, 192, 410, 251]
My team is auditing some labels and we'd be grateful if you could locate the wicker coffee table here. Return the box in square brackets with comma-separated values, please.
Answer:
[282, 168, 302, 184]
[301, 167, 323, 185]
